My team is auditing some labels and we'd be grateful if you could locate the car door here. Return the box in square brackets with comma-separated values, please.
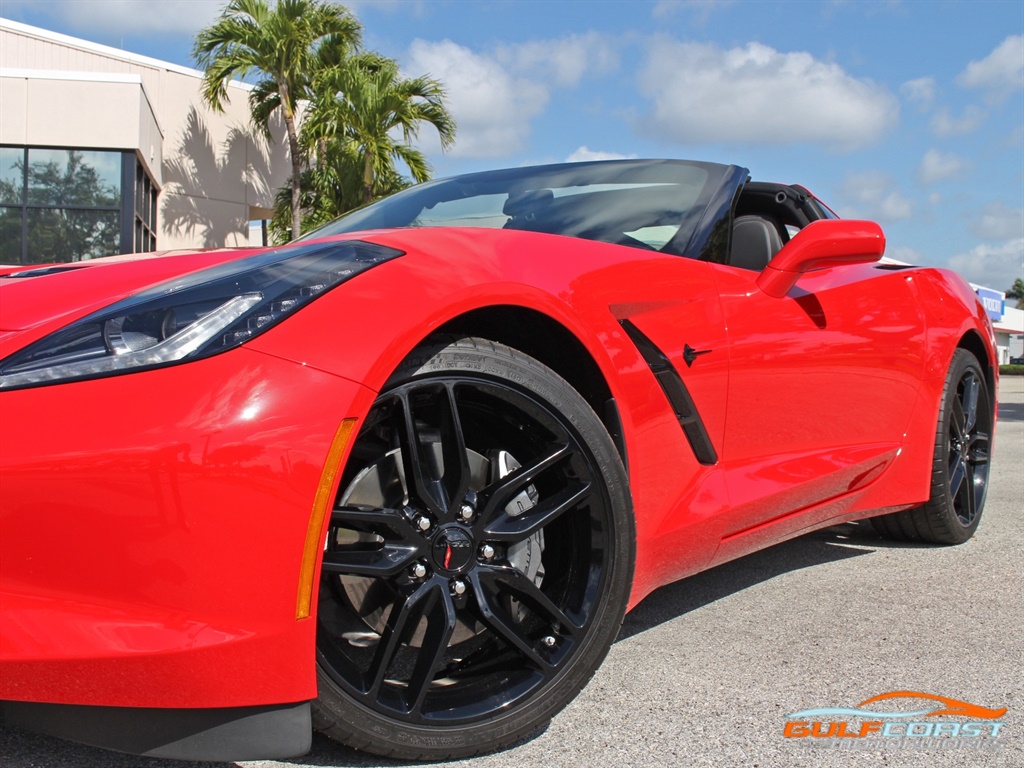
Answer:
[710, 259, 926, 557]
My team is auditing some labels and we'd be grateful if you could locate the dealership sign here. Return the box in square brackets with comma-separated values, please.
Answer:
[976, 288, 1004, 322]
[783, 691, 1007, 752]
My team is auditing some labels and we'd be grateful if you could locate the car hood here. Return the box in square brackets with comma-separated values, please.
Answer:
[0, 229, 418, 335]
[0, 248, 270, 333]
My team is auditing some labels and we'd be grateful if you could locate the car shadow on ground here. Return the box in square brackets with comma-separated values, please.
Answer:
[616, 520, 911, 642]
[0, 718, 404, 768]
[996, 401, 1024, 422]
[0, 716, 536, 768]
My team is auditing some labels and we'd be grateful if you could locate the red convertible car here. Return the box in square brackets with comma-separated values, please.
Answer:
[0, 160, 997, 760]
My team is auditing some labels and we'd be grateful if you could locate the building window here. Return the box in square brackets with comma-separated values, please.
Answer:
[0, 146, 157, 264]
[134, 161, 157, 253]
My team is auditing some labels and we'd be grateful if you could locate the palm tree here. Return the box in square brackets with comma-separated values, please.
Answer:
[193, 0, 362, 240]
[304, 54, 456, 204]
[267, 144, 411, 243]
[1007, 277, 1024, 309]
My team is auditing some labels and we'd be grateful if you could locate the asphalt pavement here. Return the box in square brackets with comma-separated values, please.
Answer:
[3, 378, 1022, 768]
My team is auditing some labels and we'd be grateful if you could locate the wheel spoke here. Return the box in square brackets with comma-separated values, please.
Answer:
[326, 506, 423, 576]
[332, 505, 417, 537]
[961, 373, 979, 433]
[436, 384, 472, 515]
[444, 641, 523, 680]
[482, 481, 591, 542]
[477, 444, 571, 526]
[961, 463, 978, 523]
[321, 544, 419, 577]
[477, 564, 582, 636]
[394, 392, 447, 518]
[469, 571, 554, 673]
[950, 396, 966, 443]
[948, 454, 968, 503]
[366, 581, 433, 700]
[969, 431, 990, 465]
[405, 586, 457, 716]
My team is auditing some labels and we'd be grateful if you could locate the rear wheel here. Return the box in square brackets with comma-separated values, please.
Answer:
[313, 337, 634, 759]
[871, 348, 992, 544]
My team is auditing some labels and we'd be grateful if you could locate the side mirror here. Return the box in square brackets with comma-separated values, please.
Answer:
[756, 219, 886, 298]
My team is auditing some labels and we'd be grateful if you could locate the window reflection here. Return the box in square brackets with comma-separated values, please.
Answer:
[26, 208, 119, 263]
[0, 147, 154, 263]
[0, 147, 24, 205]
[27, 149, 120, 207]
[0, 206, 22, 261]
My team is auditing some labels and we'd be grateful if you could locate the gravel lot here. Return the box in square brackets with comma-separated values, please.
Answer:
[3, 377, 1021, 768]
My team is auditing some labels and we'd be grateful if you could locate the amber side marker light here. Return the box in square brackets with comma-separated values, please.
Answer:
[296, 417, 358, 619]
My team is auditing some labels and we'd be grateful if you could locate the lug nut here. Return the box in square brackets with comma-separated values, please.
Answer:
[459, 503, 474, 521]
[541, 635, 557, 648]
[411, 563, 427, 579]
[451, 579, 467, 595]
[480, 544, 495, 560]
[415, 515, 431, 532]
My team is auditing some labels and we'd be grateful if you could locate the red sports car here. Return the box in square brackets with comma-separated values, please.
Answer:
[0, 160, 997, 761]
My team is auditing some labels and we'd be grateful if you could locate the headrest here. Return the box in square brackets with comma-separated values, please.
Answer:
[503, 189, 553, 217]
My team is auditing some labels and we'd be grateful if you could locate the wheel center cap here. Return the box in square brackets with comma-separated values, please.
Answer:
[432, 526, 474, 573]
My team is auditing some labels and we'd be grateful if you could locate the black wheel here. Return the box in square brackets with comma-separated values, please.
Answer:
[313, 337, 634, 759]
[871, 348, 992, 544]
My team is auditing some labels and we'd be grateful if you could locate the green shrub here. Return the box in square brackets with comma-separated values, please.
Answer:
[999, 364, 1024, 376]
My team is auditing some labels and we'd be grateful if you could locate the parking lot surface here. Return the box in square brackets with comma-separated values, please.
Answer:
[3, 378, 1021, 768]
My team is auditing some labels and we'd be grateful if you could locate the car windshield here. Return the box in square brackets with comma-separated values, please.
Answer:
[302, 159, 730, 257]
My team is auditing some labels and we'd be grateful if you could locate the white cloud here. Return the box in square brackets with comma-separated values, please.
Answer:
[957, 35, 1024, 104]
[652, 0, 735, 22]
[946, 238, 1024, 290]
[929, 105, 986, 137]
[638, 39, 898, 150]
[348, 0, 428, 15]
[5, 0, 223, 35]
[900, 77, 935, 110]
[970, 202, 1024, 240]
[836, 170, 913, 222]
[495, 32, 617, 88]
[917, 149, 970, 185]
[406, 39, 548, 158]
[565, 146, 638, 162]
[405, 34, 615, 159]
[1003, 124, 1024, 150]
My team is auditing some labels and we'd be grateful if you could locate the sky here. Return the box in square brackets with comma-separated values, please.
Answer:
[1, 0, 1022, 291]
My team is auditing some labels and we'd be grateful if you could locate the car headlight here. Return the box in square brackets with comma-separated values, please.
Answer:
[0, 240, 402, 390]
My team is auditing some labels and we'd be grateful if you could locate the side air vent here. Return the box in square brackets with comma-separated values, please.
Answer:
[618, 319, 718, 465]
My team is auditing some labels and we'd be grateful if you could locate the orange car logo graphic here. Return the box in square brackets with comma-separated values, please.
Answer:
[787, 691, 1007, 721]
[784, 691, 1007, 742]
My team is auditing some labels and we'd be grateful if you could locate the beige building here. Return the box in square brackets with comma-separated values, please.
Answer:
[0, 18, 290, 264]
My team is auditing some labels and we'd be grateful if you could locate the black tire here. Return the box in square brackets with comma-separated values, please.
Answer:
[313, 336, 634, 760]
[870, 348, 992, 544]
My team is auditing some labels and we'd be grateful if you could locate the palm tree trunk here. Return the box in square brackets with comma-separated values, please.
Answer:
[362, 151, 374, 205]
[280, 82, 303, 240]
